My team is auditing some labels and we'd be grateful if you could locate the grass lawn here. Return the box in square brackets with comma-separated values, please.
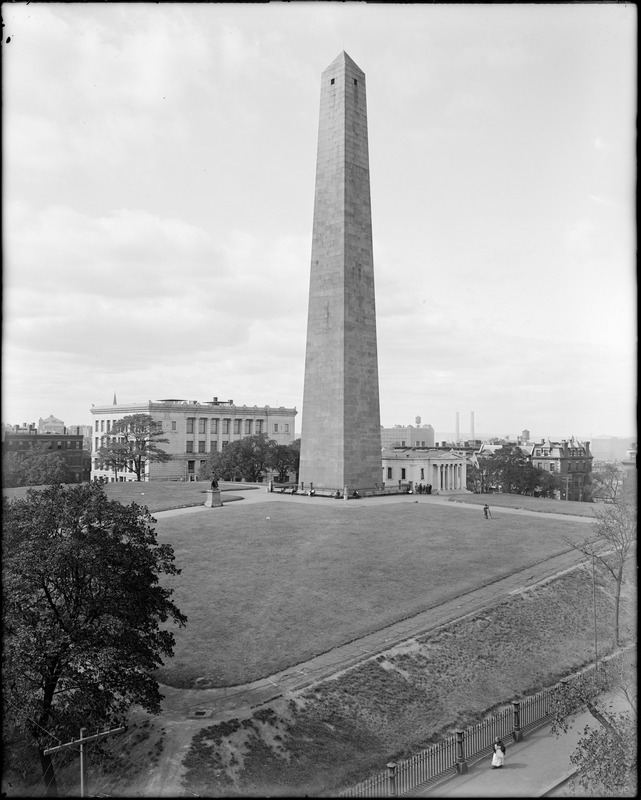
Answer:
[2, 480, 252, 513]
[179, 566, 635, 797]
[448, 492, 597, 517]
[155, 499, 594, 688]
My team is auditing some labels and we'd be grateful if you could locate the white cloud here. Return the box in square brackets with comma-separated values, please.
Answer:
[2, 3, 636, 438]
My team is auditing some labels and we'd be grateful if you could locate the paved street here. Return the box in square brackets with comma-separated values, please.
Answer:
[416, 691, 631, 797]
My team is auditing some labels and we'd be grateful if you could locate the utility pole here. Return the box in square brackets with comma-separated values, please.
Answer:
[43, 726, 125, 797]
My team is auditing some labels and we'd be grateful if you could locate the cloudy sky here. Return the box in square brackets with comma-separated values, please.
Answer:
[3, 3, 636, 441]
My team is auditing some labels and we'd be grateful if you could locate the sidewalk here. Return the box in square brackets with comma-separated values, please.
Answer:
[154, 487, 594, 523]
[416, 692, 628, 797]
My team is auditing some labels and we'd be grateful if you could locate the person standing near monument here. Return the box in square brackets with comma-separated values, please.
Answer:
[483, 504, 491, 519]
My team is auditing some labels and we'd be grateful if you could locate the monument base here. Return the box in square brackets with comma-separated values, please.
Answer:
[204, 489, 223, 508]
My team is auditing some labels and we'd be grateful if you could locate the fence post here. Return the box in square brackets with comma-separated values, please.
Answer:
[387, 762, 397, 797]
[455, 731, 468, 774]
[512, 701, 523, 742]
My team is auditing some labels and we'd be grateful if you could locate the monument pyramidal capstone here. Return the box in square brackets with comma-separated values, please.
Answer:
[299, 52, 382, 494]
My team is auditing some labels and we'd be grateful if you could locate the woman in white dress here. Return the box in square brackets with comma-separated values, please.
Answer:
[491, 737, 505, 768]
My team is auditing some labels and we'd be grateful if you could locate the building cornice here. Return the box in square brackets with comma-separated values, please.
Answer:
[91, 402, 297, 416]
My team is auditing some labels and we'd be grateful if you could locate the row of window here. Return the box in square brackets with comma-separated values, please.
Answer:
[185, 418, 271, 435]
[535, 461, 588, 472]
[94, 418, 290, 435]
[95, 436, 123, 450]
[92, 458, 136, 471]
[184, 418, 289, 435]
[5, 440, 82, 450]
[96, 419, 115, 433]
[535, 448, 587, 458]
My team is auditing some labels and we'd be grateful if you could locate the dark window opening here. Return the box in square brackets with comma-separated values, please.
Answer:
[330, 78, 335, 85]
[354, 78, 358, 85]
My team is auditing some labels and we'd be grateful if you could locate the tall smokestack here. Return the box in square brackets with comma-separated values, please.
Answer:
[470, 411, 475, 441]
[455, 411, 460, 442]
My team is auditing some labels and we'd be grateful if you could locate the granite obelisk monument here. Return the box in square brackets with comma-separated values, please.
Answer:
[299, 52, 382, 494]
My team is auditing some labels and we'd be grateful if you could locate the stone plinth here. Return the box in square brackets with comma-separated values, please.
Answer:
[204, 489, 223, 508]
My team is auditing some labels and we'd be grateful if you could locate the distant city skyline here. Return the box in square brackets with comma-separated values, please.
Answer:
[3, 4, 636, 438]
[4, 411, 634, 450]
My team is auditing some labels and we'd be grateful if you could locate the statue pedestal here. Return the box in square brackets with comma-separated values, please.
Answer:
[204, 489, 222, 508]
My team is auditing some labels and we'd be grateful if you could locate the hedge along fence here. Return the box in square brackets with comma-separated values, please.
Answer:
[338, 660, 608, 798]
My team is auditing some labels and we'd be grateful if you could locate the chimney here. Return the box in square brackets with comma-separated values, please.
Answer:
[470, 411, 475, 442]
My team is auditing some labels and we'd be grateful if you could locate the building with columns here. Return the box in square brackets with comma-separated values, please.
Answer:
[90, 396, 297, 482]
[381, 448, 467, 493]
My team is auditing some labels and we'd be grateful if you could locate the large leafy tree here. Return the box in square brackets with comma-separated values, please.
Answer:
[468, 446, 558, 497]
[2, 447, 74, 488]
[270, 439, 300, 482]
[95, 441, 127, 482]
[96, 414, 171, 481]
[199, 433, 280, 482]
[2, 483, 187, 796]
[532, 466, 559, 498]
[490, 444, 531, 493]
[466, 452, 502, 493]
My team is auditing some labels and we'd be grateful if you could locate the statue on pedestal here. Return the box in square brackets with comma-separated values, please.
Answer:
[205, 475, 222, 508]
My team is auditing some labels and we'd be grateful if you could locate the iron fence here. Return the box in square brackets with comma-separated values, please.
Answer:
[337, 662, 610, 798]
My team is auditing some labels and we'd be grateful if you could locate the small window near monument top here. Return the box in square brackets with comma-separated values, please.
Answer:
[354, 79, 358, 85]
[331, 78, 335, 85]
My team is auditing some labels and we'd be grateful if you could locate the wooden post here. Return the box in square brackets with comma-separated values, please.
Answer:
[44, 726, 125, 798]
[79, 727, 86, 797]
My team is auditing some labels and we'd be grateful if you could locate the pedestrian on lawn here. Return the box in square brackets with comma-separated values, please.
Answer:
[483, 504, 491, 519]
[491, 737, 505, 769]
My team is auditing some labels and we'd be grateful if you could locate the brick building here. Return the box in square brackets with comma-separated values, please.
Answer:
[529, 437, 593, 501]
[2, 424, 91, 483]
